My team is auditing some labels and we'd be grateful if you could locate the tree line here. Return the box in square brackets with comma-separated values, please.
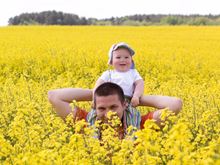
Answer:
[8, 10, 220, 26]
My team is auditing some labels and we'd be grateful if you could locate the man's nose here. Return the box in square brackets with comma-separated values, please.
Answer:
[106, 108, 112, 112]
[104, 108, 112, 115]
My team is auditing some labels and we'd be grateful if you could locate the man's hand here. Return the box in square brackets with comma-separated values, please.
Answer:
[131, 96, 139, 107]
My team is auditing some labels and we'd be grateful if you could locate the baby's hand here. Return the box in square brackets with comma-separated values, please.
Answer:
[131, 96, 139, 107]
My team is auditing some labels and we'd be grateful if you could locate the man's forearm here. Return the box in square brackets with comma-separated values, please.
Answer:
[48, 88, 93, 119]
[140, 95, 183, 114]
[48, 88, 92, 102]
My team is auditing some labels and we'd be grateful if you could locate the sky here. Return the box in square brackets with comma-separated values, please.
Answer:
[0, 0, 220, 26]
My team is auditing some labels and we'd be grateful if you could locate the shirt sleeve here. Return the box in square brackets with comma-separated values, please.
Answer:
[133, 69, 143, 81]
[99, 70, 110, 82]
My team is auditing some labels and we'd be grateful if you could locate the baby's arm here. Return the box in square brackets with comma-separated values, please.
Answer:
[48, 88, 92, 119]
[131, 79, 144, 107]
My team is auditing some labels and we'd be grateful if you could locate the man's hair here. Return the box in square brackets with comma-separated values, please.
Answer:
[94, 82, 125, 108]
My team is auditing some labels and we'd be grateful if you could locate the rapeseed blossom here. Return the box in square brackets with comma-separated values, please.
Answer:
[0, 26, 220, 164]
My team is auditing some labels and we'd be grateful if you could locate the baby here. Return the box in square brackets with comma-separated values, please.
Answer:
[94, 42, 144, 107]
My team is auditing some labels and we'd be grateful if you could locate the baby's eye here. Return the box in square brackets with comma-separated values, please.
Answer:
[116, 57, 121, 59]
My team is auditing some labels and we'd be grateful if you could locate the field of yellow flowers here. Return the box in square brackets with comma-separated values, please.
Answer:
[0, 26, 220, 164]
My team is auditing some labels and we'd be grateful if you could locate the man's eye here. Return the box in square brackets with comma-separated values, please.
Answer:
[110, 106, 118, 110]
[98, 108, 105, 111]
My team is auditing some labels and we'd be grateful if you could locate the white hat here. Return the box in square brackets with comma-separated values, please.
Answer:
[108, 42, 135, 65]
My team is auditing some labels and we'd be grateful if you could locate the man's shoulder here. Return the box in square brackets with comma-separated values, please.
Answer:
[125, 106, 141, 129]
[86, 109, 97, 125]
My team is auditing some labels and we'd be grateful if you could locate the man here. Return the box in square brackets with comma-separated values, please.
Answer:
[48, 82, 182, 138]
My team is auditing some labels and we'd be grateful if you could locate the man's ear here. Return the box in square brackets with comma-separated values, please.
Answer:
[92, 97, 96, 109]
[91, 101, 96, 109]
[122, 101, 127, 110]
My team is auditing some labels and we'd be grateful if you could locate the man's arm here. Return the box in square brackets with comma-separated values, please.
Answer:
[48, 88, 92, 119]
[140, 95, 182, 114]
[139, 95, 183, 125]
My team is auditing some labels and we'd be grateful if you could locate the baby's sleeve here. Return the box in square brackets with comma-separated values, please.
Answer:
[99, 70, 109, 82]
[133, 69, 143, 81]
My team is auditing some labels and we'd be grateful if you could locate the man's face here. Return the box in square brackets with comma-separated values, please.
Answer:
[95, 94, 126, 120]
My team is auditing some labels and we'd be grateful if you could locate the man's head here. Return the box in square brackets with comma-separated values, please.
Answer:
[93, 82, 126, 120]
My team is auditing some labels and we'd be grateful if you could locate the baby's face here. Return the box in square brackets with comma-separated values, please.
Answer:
[112, 48, 132, 72]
